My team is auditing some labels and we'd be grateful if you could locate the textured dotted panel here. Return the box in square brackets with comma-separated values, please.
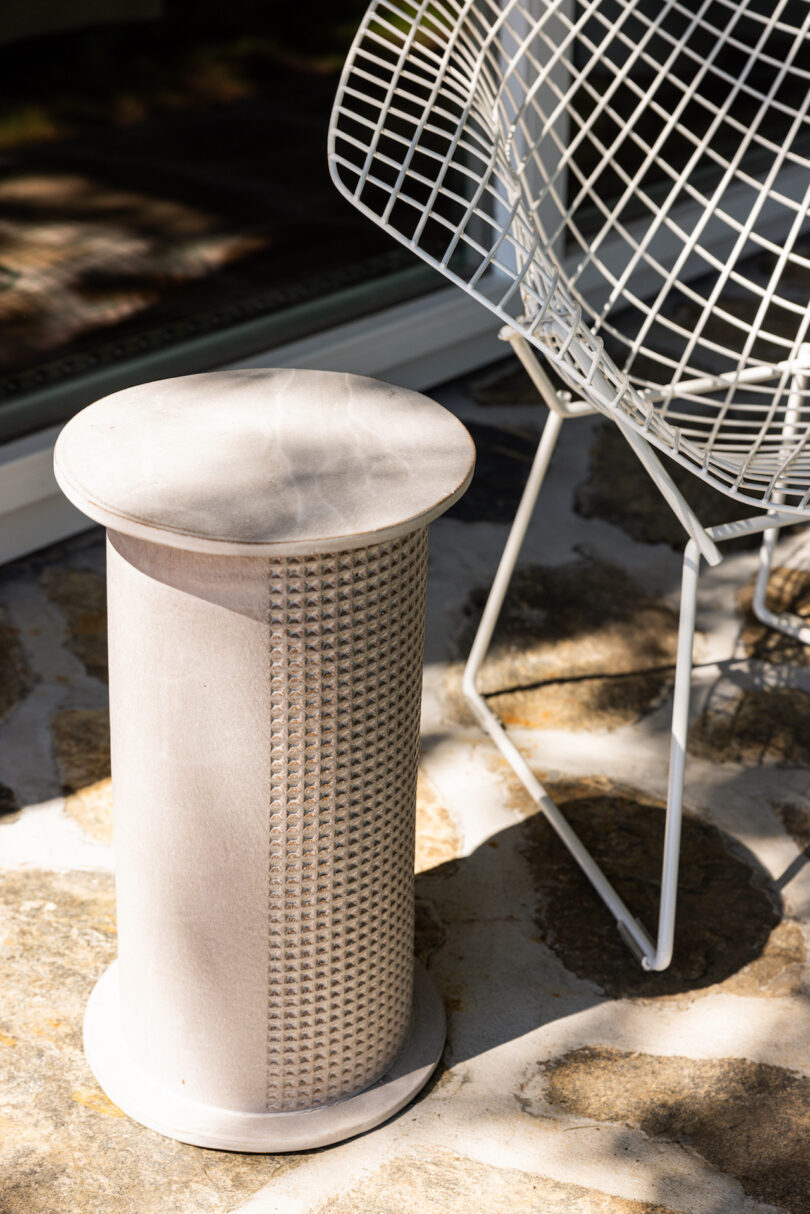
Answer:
[266, 528, 428, 1111]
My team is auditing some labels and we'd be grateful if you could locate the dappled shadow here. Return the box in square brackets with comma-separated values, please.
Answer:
[442, 421, 540, 525]
[0, 608, 32, 724]
[0, 872, 297, 1214]
[41, 565, 108, 683]
[0, 783, 19, 823]
[688, 618, 810, 766]
[416, 788, 793, 1019]
[520, 778, 793, 1001]
[574, 420, 770, 552]
[0, 7, 402, 431]
[738, 560, 810, 668]
[691, 683, 810, 766]
[412, 758, 810, 1210]
[536, 1046, 810, 1213]
[447, 557, 680, 731]
[312, 1145, 681, 1213]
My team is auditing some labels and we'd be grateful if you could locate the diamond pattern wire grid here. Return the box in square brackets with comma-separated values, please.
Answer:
[329, 0, 810, 515]
[265, 528, 428, 1112]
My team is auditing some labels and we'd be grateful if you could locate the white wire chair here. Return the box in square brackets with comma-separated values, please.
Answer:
[328, 0, 810, 971]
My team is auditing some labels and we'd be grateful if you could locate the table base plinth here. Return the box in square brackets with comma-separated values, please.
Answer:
[84, 960, 446, 1152]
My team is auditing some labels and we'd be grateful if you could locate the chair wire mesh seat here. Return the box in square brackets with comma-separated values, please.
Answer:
[328, 0, 810, 971]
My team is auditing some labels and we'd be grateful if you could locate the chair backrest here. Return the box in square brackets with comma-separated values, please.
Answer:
[329, 0, 810, 513]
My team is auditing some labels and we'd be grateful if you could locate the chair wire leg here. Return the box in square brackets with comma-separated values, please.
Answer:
[463, 406, 677, 969]
[649, 538, 701, 972]
[463, 411, 711, 970]
[463, 407, 564, 695]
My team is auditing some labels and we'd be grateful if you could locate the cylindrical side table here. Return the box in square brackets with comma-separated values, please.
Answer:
[54, 368, 474, 1151]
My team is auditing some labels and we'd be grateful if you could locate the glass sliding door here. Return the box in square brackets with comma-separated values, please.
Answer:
[0, 2, 438, 442]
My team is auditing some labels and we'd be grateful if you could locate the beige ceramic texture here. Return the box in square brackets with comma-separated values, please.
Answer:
[54, 370, 474, 1151]
[52, 368, 475, 555]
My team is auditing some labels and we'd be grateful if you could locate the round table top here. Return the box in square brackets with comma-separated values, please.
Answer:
[54, 369, 475, 555]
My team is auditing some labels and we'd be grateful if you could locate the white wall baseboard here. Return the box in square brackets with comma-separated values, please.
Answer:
[227, 283, 503, 387]
[0, 424, 90, 565]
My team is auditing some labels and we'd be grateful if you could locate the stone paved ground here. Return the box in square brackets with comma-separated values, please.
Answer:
[1, 358, 810, 1212]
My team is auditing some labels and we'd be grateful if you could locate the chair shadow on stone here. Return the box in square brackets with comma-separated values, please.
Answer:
[414, 768, 799, 1067]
